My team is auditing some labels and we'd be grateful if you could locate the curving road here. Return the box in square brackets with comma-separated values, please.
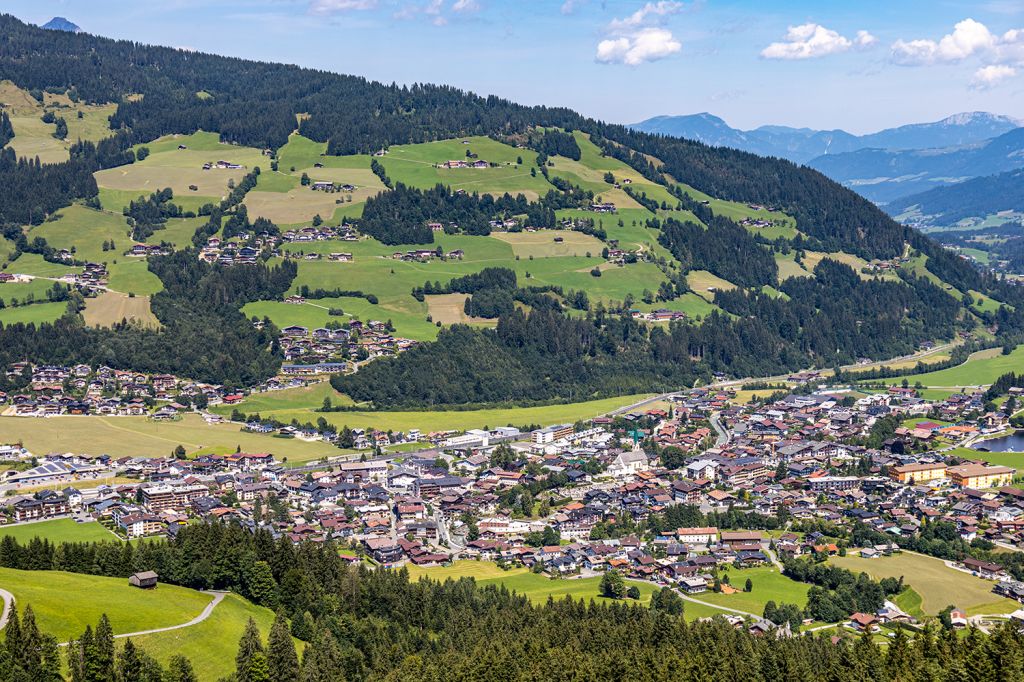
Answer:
[48, 591, 228, 645]
[0, 589, 13, 629]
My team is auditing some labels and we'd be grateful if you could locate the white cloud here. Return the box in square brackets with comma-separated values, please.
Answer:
[891, 18, 1024, 88]
[891, 18, 996, 65]
[760, 23, 875, 60]
[596, 1, 684, 66]
[596, 27, 681, 66]
[972, 64, 1017, 88]
[561, 0, 585, 15]
[309, 0, 377, 15]
[608, 1, 684, 31]
[452, 0, 479, 13]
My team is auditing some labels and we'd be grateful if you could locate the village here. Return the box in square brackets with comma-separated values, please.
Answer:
[6, 374, 1024, 636]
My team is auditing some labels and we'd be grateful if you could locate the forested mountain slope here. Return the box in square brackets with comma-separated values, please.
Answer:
[0, 13, 1020, 404]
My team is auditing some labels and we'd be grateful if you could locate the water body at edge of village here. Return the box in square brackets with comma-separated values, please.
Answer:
[973, 430, 1024, 453]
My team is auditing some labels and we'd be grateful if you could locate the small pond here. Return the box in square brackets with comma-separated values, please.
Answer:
[973, 430, 1024, 453]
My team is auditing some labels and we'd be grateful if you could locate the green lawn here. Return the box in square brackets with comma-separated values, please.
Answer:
[0, 519, 118, 544]
[696, 566, 810, 615]
[0, 301, 66, 325]
[0, 567, 214, 641]
[947, 448, 1024, 469]
[243, 296, 440, 342]
[831, 552, 1019, 616]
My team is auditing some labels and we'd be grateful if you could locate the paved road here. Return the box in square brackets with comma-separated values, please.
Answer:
[710, 412, 730, 447]
[0, 589, 13, 629]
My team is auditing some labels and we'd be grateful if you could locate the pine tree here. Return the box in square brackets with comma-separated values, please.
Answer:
[267, 612, 300, 682]
[235, 618, 265, 682]
[117, 639, 143, 682]
[94, 614, 116, 681]
[166, 655, 198, 682]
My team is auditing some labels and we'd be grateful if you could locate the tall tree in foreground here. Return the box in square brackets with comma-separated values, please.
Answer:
[235, 618, 266, 682]
[267, 612, 300, 682]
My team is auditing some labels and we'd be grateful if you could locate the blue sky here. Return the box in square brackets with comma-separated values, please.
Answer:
[6, 0, 1024, 133]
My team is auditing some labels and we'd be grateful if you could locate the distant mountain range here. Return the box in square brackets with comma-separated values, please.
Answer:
[630, 111, 1021, 164]
[807, 127, 1024, 203]
[631, 112, 1024, 225]
[886, 168, 1024, 229]
[40, 17, 80, 33]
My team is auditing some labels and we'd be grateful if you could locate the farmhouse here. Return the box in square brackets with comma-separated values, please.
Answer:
[128, 571, 159, 589]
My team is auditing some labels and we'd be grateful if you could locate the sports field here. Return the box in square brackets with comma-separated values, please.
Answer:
[82, 291, 160, 329]
[0, 518, 118, 544]
[830, 552, 1019, 616]
[0, 414, 333, 464]
[0, 567, 215, 641]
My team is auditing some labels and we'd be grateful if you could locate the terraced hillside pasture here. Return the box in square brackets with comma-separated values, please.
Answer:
[0, 80, 117, 164]
[687, 270, 737, 302]
[0, 301, 66, 325]
[380, 135, 555, 201]
[243, 296, 441, 342]
[83, 291, 160, 329]
[424, 293, 499, 327]
[29, 204, 164, 295]
[259, 232, 666, 342]
[95, 132, 267, 211]
[244, 186, 354, 226]
[830, 552, 1018, 616]
[490, 230, 605, 258]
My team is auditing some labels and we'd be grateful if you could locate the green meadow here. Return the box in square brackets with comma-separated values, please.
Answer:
[0, 519, 118, 544]
[210, 386, 650, 434]
[875, 345, 1024, 388]
[0, 567, 214, 641]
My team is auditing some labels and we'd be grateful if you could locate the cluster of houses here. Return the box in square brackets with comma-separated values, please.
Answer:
[5, 370, 1024, 635]
[198, 239, 260, 266]
[281, 225, 358, 243]
[391, 248, 464, 262]
[0, 361, 237, 417]
[275, 321, 417, 374]
[441, 159, 491, 169]
[202, 160, 244, 170]
[310, 181, 357, 193]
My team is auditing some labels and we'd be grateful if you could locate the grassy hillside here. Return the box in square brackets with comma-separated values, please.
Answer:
[0, 567, 214, 641]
